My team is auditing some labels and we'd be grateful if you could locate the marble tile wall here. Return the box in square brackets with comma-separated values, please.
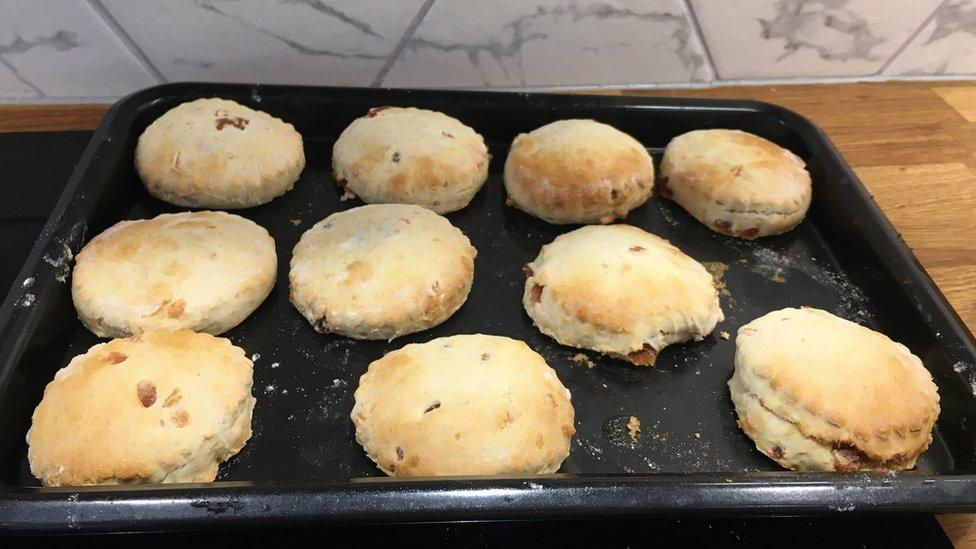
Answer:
[1, 0, 974, 102]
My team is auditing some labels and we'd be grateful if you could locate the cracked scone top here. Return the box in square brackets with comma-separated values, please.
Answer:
[730, 307, 940, 472]
[523, 224, 723, 366]
[289, 204, 476, 340]
[352, 334, 575, 476]
[135, 98, 305, 208]
[331, 106, 489, 214]
[504, 119, 655, 224]
[27, 330, 256, 486]
[660, 129, 811, 239]
[71, 211, 277, 338]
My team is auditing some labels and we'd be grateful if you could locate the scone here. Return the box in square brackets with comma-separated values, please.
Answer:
[504, 119, 654, 224]
[72, 211, 277, 338]
[351, 334, 575, 476]
[135, 98, 305, 208]
[730, 307, 940, 471]
[331, 106, 489, 214]
[659, 129, 811, 239]
[27, 330, 256, 486]
[289, 204, 476, 339]
[523, 224, 723, 366]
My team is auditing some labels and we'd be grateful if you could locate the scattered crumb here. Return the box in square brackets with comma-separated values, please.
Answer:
[770, 273, 786, 284]
[702, 261, 731, 297]
[270, 361, 280, 369]
[339, 190, 356, 202]
[627, 416, 641, 444]
[719, 331, 730, 340]
[22, 276, 34, 288]
[290, 219, 301, 226]
[250, 353, 261, 362]
[694, 432, 701, 439]
[737, 258, 748, 264]
[570, 353, 596, 368]
[264, 384, 275, 394]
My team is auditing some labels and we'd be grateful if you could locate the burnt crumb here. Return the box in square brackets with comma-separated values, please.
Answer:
[731, 165, 743, 177]
[314, 316, 331, 333]
[627, 343, 658, 367]
[163, 388, 182, 408]
[628, 245, 645, 252]
[442, 131, 454, 139]
[530, 284, 544, 303]
[396, 446, 404, 461]
[424, 401, 441, 414]
[772, 445, 784, 458]
[391, 151, 400, 163]
[522, 264, 534, 277]
[658, 176, 673, 198]
[137, 380, 157, 407]
[610, 189, 619, 199]
[215, 116, 249, 131]
[366, 106, 391, 118]
[335, 178, 348, 190]
[481, 353, 490, 361]
[106, 351, 128, 364]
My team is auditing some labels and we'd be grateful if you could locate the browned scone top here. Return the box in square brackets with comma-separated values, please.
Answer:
[27, 331, 256, 486]
[351, 334, 575, 477]
[730, 307, 940, 471]
[504, 119, 654, 224]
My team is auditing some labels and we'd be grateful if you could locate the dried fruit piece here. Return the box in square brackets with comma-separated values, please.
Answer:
[522, 264, 534, 277]
[530, 284, 543, 303]
[366, 106, 390, 118]
[481, 353, 490, 361]
[136, 380, 156, 407]
[163, 388, 182, 408]
[629, 245, 645, 252]
[396, 446, 404, 461]
[171, 409, 190, 427]
[166, 299, 186, 318]
[214, 115, 249, 131]
[627, 343, 658, 366]
[106, 351, 128, 364]
[424, 401, 441, 414]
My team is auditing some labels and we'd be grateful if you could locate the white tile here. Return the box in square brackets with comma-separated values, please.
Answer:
[0, 0, 154, 98]
[885, 0, 976, 76]
[102, 0, 428, 86]
[383, 0, 711, 88]
[690, 0, 942, 78]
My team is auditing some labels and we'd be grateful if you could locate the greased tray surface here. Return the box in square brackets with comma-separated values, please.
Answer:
[1, 84, 975, 532]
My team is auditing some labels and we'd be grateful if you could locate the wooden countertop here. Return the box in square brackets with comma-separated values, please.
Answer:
[1, 81, 975, 545]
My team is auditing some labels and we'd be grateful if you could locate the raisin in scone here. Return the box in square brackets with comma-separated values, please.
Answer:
[660, 129, 811, 239]
[289, 204, 476, 340]
[27, 330, 256, 486]
[730, 307, 940, 471]
[504, 119, 654, 224]
[72, 211, 276, 338]
[523, 224, 723, 366]
[136, 98, 305, 208]
[352, 334, 575, 476]
[332, 107, 489, 214]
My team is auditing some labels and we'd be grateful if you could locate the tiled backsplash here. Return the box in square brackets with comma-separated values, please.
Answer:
[1, 0, 974, 103]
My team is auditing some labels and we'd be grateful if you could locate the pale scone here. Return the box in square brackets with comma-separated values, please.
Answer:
[660, 129, 811, 239]
[331, 106, 489, 214]
[730, 307, 940, 471]
[351, 334, 575, 477]
[289, 204, 476, 340]
[135, 98, 305, 208]
[72, 211, 277, 338]
[27, 330, 256, 486]
[504, 119, 654, 224]
[523, 224, 723, 366]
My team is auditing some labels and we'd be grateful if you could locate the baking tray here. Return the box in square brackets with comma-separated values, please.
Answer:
[1, 83, 975, 533]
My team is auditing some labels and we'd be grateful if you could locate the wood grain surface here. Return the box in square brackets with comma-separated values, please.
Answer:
[1, 81, 974, 546]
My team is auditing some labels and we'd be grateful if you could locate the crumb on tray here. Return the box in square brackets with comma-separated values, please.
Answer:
[770, 273, 786, 284]
[290, 219, 301, 226]
[627, 416, 641, 444]
[570, 353, 596, 369]
[719, 331, 730, 340]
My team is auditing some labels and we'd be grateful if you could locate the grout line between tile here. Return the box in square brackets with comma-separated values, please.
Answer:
[86, 0, 167, 84]
[681, 0, 719, 81]
[876, 0, 950, 76]
[370, 0, 436, 87]
[0, 54, 44, 97]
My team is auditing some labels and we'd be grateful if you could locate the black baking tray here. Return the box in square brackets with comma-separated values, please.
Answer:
[1, 83, 975, 533]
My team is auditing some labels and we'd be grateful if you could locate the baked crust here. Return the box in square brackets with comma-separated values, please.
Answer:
[522, 224, 723, 365]
[660, 129, 811, 238]
[504, 119, 654, 224]
[135, 97, 305, 209]
[351, 334, 575, 476]
[289, 204, 476, 339]
[72, 211, 277, 338]
[730, 307, 940, 471]
[331, 107, 489, 214]
[27, 330, 255, 486]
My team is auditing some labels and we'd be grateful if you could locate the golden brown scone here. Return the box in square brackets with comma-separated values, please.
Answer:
[351, 334, 575, 477]
[730, 307, 940, 471]
[331, 106, 489, 214]
[523, 224, 723, 366]
[72, 211, 276, 338]
[289, 204, 476, 340]
[135, 98, 305, 208]
[660, 129, 811, 239]
[27, 331, 256, 486]
[504, 119, 654, 224]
